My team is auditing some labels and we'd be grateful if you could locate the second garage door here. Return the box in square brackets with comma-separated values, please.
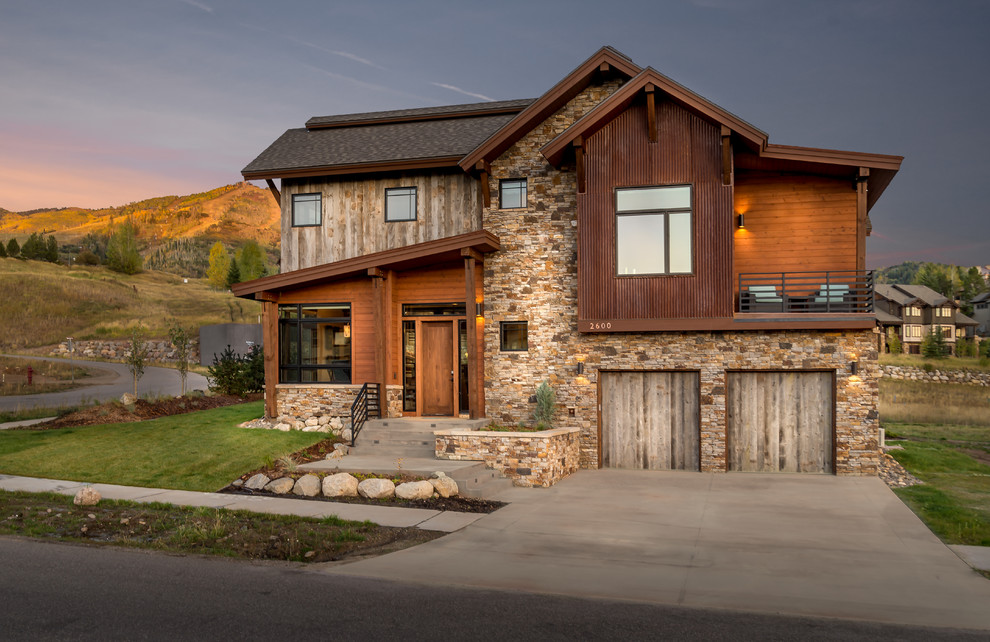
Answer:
[600, 371, 700, 470]
[726, 371, 834, 473]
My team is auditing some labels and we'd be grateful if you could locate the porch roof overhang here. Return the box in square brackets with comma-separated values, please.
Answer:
[232, 230, 500, 300]
[875, 309, 904, 326]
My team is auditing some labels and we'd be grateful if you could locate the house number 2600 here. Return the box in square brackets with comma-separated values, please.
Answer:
[588, 322, 612, 330]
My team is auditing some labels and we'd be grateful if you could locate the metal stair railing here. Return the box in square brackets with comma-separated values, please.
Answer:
[349, 382, 381, 446]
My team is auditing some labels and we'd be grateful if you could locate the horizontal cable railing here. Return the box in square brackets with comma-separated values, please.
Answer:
[737, 270, 874, 314]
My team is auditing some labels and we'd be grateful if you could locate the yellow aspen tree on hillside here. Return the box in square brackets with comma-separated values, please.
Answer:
[206, 241, 231, 290]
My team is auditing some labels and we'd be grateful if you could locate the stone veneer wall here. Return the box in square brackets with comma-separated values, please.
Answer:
[435, 427, 581, 487]
[50, 339, 200, 365]
[880, 364, 990, 386]
[276, 384, 403, 425]
[481, 77, 880, 476]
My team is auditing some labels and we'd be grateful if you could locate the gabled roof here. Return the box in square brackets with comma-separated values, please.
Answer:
[955, 310, 979, 327]
[892, 284, 951, 307]
[875, 284, 919, 306]
[458, 46, 642, 171]
[972, 292, 990, 304]
[243, 101, 530, 180]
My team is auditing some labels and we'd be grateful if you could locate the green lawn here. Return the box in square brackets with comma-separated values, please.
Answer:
[0, 401, 325, 491]
[884, 421, 990, 546]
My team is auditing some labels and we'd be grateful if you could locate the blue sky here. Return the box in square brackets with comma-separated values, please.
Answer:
[1, 0, 988, 268]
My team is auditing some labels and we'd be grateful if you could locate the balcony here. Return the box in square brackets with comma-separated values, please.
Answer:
[737, 271, 874, 315]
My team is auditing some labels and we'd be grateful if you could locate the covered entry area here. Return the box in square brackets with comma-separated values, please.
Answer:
[599, 371, 700, 470]
[726, 371, 834, 473]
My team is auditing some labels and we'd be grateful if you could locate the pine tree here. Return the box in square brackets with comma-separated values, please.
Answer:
[0, 241, 7, 258]
[225, 258, 241, 288]
[6, 238, 19, 258]
[45, 235, 59, 263]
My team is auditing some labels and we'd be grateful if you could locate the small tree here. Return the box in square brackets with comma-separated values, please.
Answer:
[533, 380, 557, 429]
[0, 242, 7, 258]
[236, 240, 267, 282]
[887, 329, 902, 354]
[45, 235, 59, 263]
[168, 323, 193, 396]
[106, 220, 142, 274]
[225, 259, 241, 288]
[206, 241, 230, 290]
[125, 331, 150, 397]
[921, 327, 948, 359]
[6, 238, 19, 258]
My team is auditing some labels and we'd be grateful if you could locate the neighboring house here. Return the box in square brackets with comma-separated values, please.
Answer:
[972, 292, 990, 336]
[875, 283, 975, 353]
[234, 47, 903, 476]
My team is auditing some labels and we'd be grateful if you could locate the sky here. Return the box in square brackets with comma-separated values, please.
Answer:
[1, 0, 988, 269]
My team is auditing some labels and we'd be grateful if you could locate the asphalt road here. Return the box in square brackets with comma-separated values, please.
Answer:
[0, 538, 983, 641]
[0, 355, 209, 411]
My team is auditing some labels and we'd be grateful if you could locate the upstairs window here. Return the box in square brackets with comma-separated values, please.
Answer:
[936, 306, 952, 318]
[385, 187, 417, 222]
[615, 185, 692, 276]
[292, 193, 321, 227]
[905, 306, 921, 317]
[500, 179, 527, 209]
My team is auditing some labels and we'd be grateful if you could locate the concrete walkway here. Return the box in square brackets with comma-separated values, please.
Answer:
[0, 474, 484, 533]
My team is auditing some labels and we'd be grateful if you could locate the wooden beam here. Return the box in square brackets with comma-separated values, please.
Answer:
[367, 267, 384, 279]
[599, 62, 610, 73]
[255, 291, 278, 303]
[373, 270, 391, 400]
[721, 125, 732, 186]
[264, 179, 281, 205]
[574, 136, 585, 194]
[476, 161, 491, 209]
[464, 255, 480, 419]
[262, 301, 278, 419]
[460, 247, 483, 262]
[645, 84, 657, 143]
[855, 167, 869, 271]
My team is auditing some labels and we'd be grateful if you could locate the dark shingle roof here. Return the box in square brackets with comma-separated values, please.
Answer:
[874, 309, 903, 325]
[243, 112, 520, 177]
[893, 284, 949, 307]
[956, 310, 979, 326]
[875, 284, 918, 306]
[305, 99, 534, 128]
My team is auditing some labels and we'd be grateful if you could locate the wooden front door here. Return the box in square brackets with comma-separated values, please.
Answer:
[420, 321, 454, 416]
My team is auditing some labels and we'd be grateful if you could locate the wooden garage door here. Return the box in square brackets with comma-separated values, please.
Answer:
[600, 371, 700, 470]
[726, 371, 834, 473]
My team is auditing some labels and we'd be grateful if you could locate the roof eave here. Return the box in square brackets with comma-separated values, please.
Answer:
[242, 155, 465, 181]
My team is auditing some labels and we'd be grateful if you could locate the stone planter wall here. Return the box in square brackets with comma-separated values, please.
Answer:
[880, 364, 990, 386]
[50, 339, 200, 364]
[276, 384, 403, 426]
[435, 427, 581, 487]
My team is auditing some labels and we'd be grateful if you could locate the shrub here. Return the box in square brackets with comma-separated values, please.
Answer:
[207, 344, 264, 397]
[76, 249, 100, 265]
[887, 331, 902, 354]
[532, 380, 556, 428]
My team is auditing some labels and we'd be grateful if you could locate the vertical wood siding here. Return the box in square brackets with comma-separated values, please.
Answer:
[281, 170, 482, 271]
[579, 99, 734, 320]
[600, 371, 700, 470]
[726, 371, 834, 473]
[733, 173, 857, 289]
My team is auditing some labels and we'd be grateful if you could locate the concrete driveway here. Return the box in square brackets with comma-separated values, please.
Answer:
[328, 469, 990, 631]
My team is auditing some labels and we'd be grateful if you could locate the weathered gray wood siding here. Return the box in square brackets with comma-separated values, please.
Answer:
[600, 371, 700, 470]
[726, 371, 834, 473]
[280, 170, 483, 271]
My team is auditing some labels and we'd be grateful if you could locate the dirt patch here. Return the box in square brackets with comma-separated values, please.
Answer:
[32, 393, 263, 429]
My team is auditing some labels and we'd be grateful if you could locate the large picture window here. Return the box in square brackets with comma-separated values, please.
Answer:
[615, 185, 692, 275]
[278, 304, 351, 383]
[291, 193, 321, 227]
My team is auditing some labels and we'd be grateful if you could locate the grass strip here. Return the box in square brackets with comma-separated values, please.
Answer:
[0, 490, 438, 562]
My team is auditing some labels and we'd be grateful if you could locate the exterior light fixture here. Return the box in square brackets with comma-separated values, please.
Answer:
[476, 302, 483, 317]
[343, 324, 351, 339]
[850, 361, 858, 375]
[577, 361, 585, 375]
[737, 213, 745, 228]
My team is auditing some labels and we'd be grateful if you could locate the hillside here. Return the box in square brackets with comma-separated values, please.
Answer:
[0, 258, 261, 350]
[0, 183, 281, 276]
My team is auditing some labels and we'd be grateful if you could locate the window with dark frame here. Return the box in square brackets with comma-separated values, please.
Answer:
[385, 187, 417, 222]
[500, 321, 528, 351]
[278, 304, 351, 383]
[500, 179, 527, 209]
[615, 185, 692, 276]
[291, 193, 321, 227]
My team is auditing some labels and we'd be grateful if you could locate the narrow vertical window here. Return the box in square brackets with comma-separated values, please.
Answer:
[385, 187, 417, 222]
[291, 193, 321, 227]
[499, 179, 527, 209]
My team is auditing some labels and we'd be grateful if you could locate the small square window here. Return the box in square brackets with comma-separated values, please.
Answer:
[500, 179, 527, 209]
[386, 187, 417, 222]
[500, 321, 528, 351]
[292, 193, 321, 227]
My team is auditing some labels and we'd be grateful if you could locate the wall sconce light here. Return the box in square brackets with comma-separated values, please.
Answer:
[343, 324, 351, 339]
[736, 213, 745, 228]
[576, 362, 585, 375]
[849, 361, 858, 375]
[475, 302, 483, 317]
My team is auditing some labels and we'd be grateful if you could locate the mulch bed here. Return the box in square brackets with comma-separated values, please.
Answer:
[32, 393, 263, 429]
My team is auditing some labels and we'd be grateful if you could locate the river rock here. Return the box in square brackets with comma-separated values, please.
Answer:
[430, 476, 459, 498]
[358, 478, 395, 499]
[323, 473, 359, 497]
[395, 480, 434, 500]
[293, 474, 321, 496]
[265, 477, 295, 494]
[244, 473, 270, 490]
[73, 486, 101, 506]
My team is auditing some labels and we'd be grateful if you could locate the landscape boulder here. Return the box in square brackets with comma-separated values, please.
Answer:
[395, 480, 434, 500]
[244, 473, 270, 490]
[120, 393, 136, 405]
[73, 486, 101, 506]
[430, 475, 459, 498]
[357, 478, 395, 499]
[265, 477, 295, 494]
[322, 473, 359, 498]
[293, 474, 321, 497]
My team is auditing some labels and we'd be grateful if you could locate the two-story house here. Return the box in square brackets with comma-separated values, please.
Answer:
[875, 283, 976, 353]
[234, 47, 902, 476]
[971, 292, 990, 336]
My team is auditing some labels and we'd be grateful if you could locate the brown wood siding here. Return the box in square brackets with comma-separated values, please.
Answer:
[281, 170, 482, 271]
[733, 173, 858, 288]
[277, 278, 376, 384]
[579, 98, 734, 321]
